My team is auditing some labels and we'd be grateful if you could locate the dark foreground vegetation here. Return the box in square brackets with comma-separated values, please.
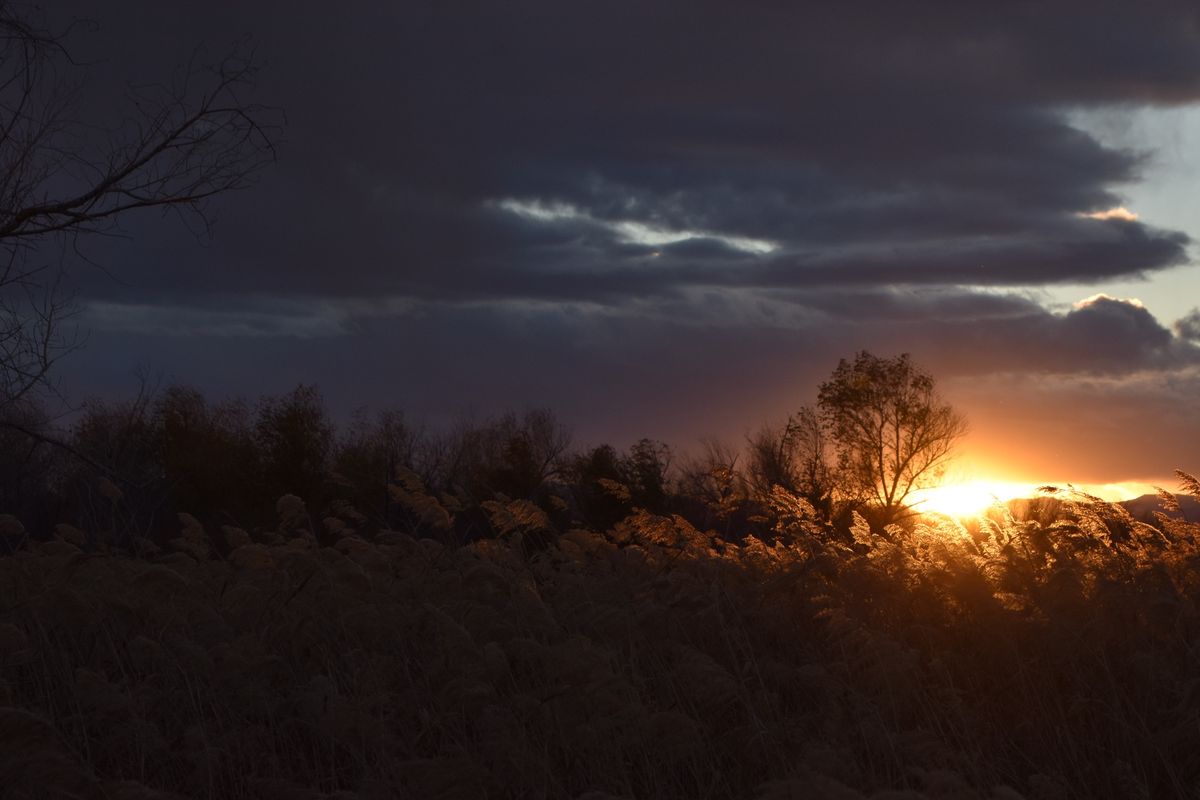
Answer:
[2, 385, 1200, 799]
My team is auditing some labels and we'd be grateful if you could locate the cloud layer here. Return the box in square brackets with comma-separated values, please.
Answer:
[44, 1, 1200, 482]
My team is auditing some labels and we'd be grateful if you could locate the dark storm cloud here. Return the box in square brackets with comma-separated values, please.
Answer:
[732, 289, 1197, 378]
[1175, 309, 1200, 342]
[50, 0, 1200, 306]
[888, 294, 1198, 377]
[81, 286, 1198, 383]
[1057, 295, 1172, 359]
[39, 1, 1200, 482]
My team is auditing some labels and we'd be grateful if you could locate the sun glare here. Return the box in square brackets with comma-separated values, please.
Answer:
[911, 481, 1029, 518]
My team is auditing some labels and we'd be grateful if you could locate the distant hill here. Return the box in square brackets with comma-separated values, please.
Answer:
[1121, 493, 1200, 522]
[1000, 492, 1200, 525]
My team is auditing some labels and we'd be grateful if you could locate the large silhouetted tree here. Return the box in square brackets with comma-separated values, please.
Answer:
[818, 351, 966, 526]
[0, 3, 278, 410]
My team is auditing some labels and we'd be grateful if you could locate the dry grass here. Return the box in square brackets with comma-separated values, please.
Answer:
[3, 477, 1200, 799]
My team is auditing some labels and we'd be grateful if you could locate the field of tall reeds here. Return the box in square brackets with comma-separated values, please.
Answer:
[2, 388, 1199, 798]
[3, 463, 1200, 799]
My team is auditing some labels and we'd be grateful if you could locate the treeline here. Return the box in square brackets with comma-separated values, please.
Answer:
[0, 383, 852, 553]
[3, 408, 1198, 798]
[6, 380, 1200, 797]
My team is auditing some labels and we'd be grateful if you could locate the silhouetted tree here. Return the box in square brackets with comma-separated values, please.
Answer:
[0, 4, 277, 411]
[157, 386, 259, 524]
[253, 385, 333, 508]
[70, 390, 162, 489]
[67, 386, 165, 543]
[566, 443, 632, 529]
[624, 438, 671, 511]
[747, 406, 833, 519]
[488, 411, 562, 498]
[818, 351, 966, 526]
[332, 407, 416, 525]
[0, 398, 58, 528]
[677, 439, 746, 534]
[441, 409, 571, 502]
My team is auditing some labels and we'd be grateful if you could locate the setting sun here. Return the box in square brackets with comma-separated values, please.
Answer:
[910, 481, 1031, 518]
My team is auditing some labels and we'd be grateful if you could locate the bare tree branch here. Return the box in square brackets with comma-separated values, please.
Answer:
[0, 3, 280, 411]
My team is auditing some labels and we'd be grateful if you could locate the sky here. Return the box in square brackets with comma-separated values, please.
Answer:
[38, 2, 1200, 495]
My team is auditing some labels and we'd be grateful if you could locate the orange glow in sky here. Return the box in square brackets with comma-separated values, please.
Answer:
[910, 480, 1031, 518]
[909, 456, 1169, 519]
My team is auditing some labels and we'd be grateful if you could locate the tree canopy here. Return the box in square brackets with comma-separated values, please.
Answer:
[818, 351, 967, 526]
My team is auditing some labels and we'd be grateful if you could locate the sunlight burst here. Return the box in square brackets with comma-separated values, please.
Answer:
[911, 481, 1027, 518]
